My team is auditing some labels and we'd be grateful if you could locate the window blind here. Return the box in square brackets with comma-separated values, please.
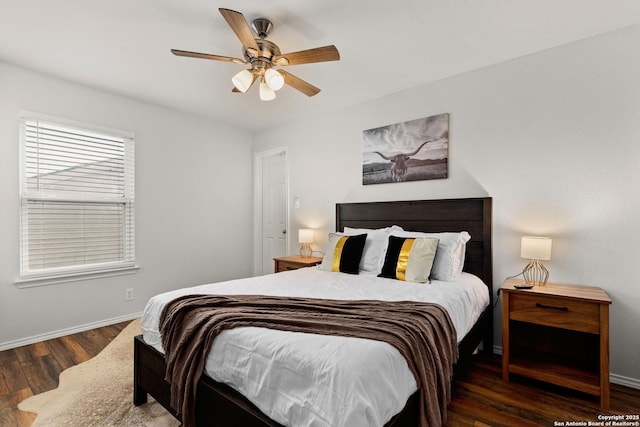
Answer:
[20, 117, 135, 278]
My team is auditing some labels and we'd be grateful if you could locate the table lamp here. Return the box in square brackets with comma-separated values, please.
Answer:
[521, 236, 552, 285]
[298, 229, 314, 258]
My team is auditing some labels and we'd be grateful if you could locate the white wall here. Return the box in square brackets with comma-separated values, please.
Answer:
[0, 62, 253, 347]
[253, 25, 640, 385]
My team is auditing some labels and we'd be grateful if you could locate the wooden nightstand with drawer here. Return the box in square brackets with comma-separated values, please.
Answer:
[501, 278, 612, 408]
[274, 255, 322, 273]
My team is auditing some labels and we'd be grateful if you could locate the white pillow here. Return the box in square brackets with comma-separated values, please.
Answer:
[343, 226, 402, 274]
[390, 230, 471, 281]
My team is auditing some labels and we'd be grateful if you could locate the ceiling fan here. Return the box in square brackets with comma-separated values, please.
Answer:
[171, 8, 340, 101]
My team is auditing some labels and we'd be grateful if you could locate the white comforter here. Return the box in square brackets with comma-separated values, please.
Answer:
[141, 267, 489, 427]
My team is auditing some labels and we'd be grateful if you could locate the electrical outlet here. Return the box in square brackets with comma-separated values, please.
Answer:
[125, 288, 134, 301]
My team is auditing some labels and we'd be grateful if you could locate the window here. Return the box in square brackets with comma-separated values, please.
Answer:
[18, 115, 136, 285]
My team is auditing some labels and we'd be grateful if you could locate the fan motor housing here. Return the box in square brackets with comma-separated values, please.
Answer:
[244, 39, 281, 67]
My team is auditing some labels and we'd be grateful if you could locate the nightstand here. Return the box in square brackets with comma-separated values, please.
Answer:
[501, 278, 612, 408]
[274, 255, 322, 273]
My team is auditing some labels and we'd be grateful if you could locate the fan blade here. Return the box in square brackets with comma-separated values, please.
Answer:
[171, 49, 246, 64]
[219, 8, 260, 53]
[273, 45, 340, 66]
[279, 70, 320, 97]
[231, 73, 258, 92]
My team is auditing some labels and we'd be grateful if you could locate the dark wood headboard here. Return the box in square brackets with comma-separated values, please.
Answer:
[335, 197, 493, 292]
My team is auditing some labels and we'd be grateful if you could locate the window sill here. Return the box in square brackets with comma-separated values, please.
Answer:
[15, 265, 140, 288]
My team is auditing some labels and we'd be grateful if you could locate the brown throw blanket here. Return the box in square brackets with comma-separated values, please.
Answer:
[159, 294, 458, 427]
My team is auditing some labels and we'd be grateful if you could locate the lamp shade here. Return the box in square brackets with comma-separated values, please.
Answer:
[298, 229, 314, 244]
[232, 70, 253, 93]
[521, 236, 552, 261]
[259, 81, 276, 101]
[265, 68, 284, 91]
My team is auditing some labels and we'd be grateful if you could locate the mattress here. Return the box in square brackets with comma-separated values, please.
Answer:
[141, 267, 489, 427]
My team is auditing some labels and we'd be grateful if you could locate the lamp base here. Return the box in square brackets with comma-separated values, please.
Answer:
[523, 259, 549, 285]
[300, 243, 312, 258]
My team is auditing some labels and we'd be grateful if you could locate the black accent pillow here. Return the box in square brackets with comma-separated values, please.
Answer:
[378, 235, 439, 282]
[318, 233, 367, 274]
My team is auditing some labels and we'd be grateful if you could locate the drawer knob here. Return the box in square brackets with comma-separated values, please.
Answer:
[536, 302, 569, 311]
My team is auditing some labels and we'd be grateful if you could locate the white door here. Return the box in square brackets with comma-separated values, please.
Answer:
[254, 149, 288, 275]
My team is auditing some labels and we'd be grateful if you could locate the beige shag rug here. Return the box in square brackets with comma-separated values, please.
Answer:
[18, 319, 181, 427]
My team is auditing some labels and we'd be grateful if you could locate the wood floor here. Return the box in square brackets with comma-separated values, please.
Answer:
[0, 321, 129, 427]
[1, 322, 638, 427]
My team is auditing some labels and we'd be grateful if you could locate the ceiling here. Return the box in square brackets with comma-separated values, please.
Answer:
[2, 1, 640, 132]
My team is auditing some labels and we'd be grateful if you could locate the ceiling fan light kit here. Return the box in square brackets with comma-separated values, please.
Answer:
[232, 69, 254, 93]
[172, 8, 340, 101]
[264, 68, 284, 91]
[259, 80, 276, 101]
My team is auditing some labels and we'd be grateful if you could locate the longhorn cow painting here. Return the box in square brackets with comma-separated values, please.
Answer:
[362, 113, 449, 185]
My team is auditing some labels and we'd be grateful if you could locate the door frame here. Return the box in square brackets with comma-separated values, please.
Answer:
[253, 147, 290, 276]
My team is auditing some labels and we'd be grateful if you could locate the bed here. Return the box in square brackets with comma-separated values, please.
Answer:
[133, 197, 493, 427]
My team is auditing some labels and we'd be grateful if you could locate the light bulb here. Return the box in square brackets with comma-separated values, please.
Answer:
[259, 81, 276, 101]
[265, 69, 284, 91]
[232, 69, 253, 93]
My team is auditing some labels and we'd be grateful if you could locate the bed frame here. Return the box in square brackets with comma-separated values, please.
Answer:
[134, 197, 493, 426]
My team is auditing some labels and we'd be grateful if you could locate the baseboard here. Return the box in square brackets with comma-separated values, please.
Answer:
[492, 345, 640, 390]
[0, 312, 143, 351]
[610, 373, 640, 390]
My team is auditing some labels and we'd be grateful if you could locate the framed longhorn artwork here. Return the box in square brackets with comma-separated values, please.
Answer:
[362, 113, 449, 185]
